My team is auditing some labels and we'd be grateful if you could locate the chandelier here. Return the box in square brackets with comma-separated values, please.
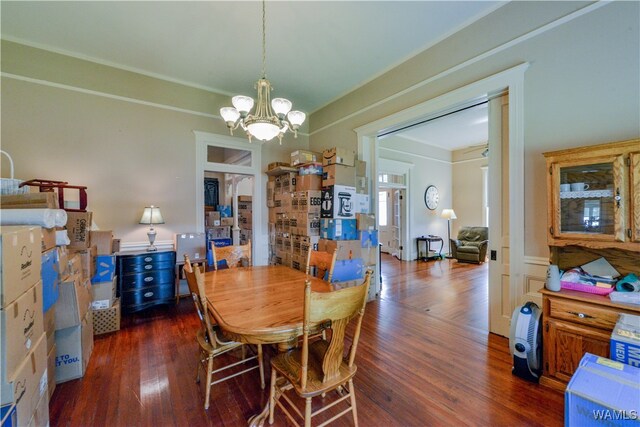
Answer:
[219, 0, 306, 144]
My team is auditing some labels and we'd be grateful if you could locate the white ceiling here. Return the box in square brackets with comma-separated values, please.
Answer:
[391, 102, 488, 150]
[0, 1, 504, 114]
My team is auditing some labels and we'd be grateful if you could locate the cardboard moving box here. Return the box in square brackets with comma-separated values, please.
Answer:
[0, 193, 58, 209]
[320, 219, 358, 240]
[89, 230, 113, 255]
[27, 381, 49, 427]
[93, 298, 121, 335]
[319, 239, 361, 261]
[91, 276, 116, 310]
[91, 255, 115, 283]
[41, 228, 56, 253]
[322, 147, 355, 167]
[565, 353, 640, 427]
[73, 245, 97, 281]
[65, 211, 92, 249]
[174, 232, 207, 263]
[54, 275, 91, 331]
[46, 344, 56, 401]
[322, 163, 356, 187]
[320, 186, 357, 219]
[1, 282, 44, 382]
[0, 334, 47, 426]
[0, 226, 42, 308]
[44, 307, 56, 354]
[41, 248, 60, 312]
[55, 311, 93, 384]
[610, 313, 640, 367]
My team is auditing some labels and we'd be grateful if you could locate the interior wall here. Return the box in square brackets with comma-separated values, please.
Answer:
[308, 1, 640, 258]
[379, 136, 452, 258]
[1, 42, 309, 245]
[451, 148, 487, 238]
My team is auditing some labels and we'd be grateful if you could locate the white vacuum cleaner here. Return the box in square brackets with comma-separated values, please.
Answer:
[509, 301, 543, 382]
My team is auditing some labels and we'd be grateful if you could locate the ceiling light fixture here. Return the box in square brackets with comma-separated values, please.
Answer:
[219, 0, 305, 144]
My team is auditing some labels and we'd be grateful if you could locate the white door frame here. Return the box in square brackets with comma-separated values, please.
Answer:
[355, 63, 528, 335]
[378, 157, 412, 261]
[194, 131, 267, 266]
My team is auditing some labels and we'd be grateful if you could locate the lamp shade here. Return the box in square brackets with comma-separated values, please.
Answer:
[441, 209, 457, 220]
[139, 206, 164, 225]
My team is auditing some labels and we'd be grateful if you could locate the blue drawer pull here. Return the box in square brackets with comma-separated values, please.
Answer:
[144, 291, 154, 298]
[144, 277, 154, 283]
[144, 264, 152, 270]
[144, 257, 153, 262]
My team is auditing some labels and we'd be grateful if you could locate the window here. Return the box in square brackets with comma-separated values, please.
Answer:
[378, 191, 388, 226]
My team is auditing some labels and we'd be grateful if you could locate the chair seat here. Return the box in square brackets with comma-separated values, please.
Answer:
[458, 245, 480, 254]
[196, 328, 241, 355]
[271, 340, 357, 398]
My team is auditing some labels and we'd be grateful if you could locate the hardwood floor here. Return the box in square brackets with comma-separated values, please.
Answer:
[50, 256, 564, 426]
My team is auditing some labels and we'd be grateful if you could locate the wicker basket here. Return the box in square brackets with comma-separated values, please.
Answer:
[92, 298, 121, 335]
[0, 150, 29, 195]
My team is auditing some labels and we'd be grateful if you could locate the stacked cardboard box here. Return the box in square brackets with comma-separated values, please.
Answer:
[52, 210, 100, 385]
[266, 149, 378, 300]
[206, 206, 233, 252]
[89, 230, 120, 336]
[1, 226, 48, 426]
[321, 148, 379, 299]
[267, 160, 322, 270]
[238, 196, 252, 245]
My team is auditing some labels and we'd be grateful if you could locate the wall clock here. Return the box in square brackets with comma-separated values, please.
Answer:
[424, 185, 439, 210]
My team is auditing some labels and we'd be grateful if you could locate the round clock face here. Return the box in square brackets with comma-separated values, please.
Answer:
[424, 185, 439, 210]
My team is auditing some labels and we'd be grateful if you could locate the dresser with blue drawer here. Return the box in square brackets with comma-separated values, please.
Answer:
[116, 250, 176, 313]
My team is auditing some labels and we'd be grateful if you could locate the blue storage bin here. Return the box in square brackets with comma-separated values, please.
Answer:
[41, 249, 60, 312]
[91, 255, 116, 283]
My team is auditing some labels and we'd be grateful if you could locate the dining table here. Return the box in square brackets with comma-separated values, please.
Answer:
[202, 264, 333, 426]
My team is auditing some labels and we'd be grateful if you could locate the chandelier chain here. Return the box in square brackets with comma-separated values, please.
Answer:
[261, 0, 266, 79]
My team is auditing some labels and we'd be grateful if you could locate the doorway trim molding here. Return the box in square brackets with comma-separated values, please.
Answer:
[355, 63, 528, 335]
[194, 131, 266, 265]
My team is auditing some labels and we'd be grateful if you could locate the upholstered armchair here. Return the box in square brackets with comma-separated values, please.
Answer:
[450, 226, 489, 263]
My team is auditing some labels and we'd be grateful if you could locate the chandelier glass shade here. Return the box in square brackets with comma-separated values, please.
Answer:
[219, 1, 305, 143]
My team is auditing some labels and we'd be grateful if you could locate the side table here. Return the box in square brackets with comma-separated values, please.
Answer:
[416, 235, 444, 261]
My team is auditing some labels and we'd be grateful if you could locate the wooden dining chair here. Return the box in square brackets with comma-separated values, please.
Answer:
[305, 248, 338, 282]
[211, 240, 252, 270]
[268, 270, 372, 427]
[183, 255, 265, 410]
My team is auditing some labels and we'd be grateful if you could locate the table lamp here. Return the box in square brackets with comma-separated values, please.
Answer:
[441, 208, 457, 258]
[139, 205, 164, 251]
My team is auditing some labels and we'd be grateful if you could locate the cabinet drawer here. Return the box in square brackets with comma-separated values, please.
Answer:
[121, 269, 174, 290]
[121, 259, 175, 274]
[122, 284, 174, 308]
[549, 298, 619, 330]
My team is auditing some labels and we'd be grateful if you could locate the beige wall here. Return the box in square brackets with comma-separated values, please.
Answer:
[1, 41, 308, 246]
[308, 1, 640, 258]
[452, 148, 487, 239]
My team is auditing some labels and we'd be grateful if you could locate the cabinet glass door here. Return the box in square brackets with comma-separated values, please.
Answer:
[553, 156, 625, 241]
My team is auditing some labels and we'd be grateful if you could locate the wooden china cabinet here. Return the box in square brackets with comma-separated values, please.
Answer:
[540, 139, 640, 391]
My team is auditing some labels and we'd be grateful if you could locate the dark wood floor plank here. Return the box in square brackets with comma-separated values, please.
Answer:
[49, 256, 563, 426]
